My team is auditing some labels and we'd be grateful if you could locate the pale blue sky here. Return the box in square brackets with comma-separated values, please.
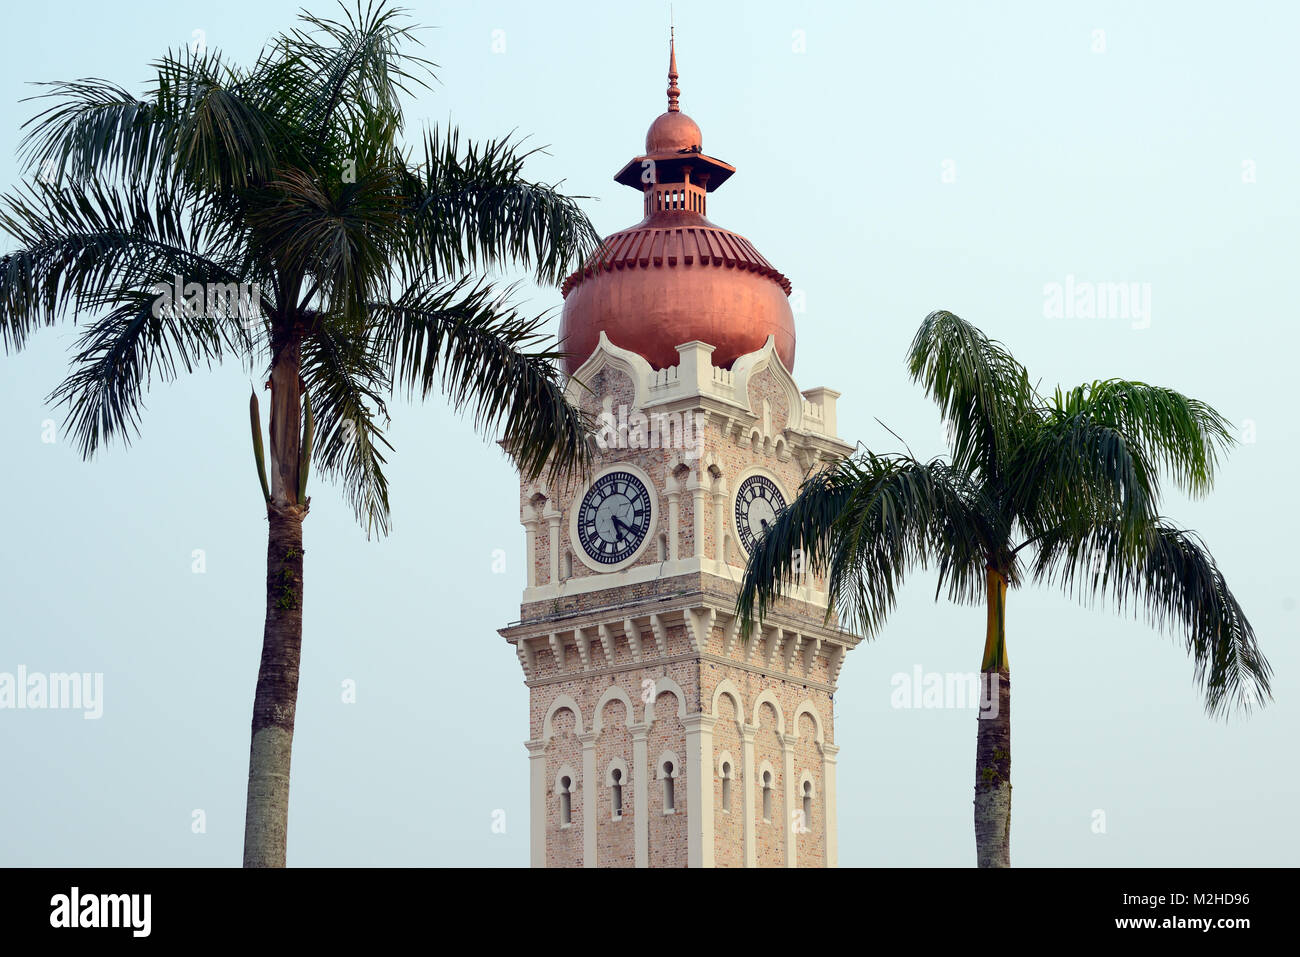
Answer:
[1, 0, 1296, 866]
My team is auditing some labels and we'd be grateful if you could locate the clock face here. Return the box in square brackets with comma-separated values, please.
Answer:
[735, 474, 787, 554]
[576, 471, 653, 565]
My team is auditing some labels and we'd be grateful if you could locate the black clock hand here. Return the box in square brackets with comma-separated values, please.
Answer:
[611, 515, 632, 537]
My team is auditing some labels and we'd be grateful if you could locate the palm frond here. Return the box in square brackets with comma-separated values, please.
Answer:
[18, 78, 168, 187]
[401, 126, 601, 285]
[373, 277, 589, 481]
[0, 178, 260, 351]
[1008, 409, 1158, 554]
[300, 320, 393, 535]
[1031, 515, 1270, 716]
[907, 309, 1036, 481]
[48, 289, 245, 456]
[737, 453, 980, 639]
[154, 46, 287, 196]
[285, 0, 433, 146]
[247, 164, 403, 318]
[1058, 379, 1234, 496]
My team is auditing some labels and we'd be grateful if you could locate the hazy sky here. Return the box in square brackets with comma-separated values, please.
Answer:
[1, 0, 1296, 866]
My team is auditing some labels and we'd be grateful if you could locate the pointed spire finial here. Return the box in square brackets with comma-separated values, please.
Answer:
[667, 28, 680, 113]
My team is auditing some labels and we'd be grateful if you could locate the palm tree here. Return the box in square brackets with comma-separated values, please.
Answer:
[737, 309, 1271, 867]
[0, 1, 599, 867]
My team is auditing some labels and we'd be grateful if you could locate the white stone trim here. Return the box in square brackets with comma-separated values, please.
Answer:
[554, 764, 579, 793]
[741, 724, 758, 866]
[592, 685, 636, 732]
[631, 725, 650, 867]
[781, 732, 797, 868]
[542, 693, 584, 742]
[656, 751, 681, 779]
[822, 742, 840, 868]
[791, 698, 826, 745]
[730, 335, 806, 433]
[566, 331, 657, 412]
[605, 757, 630, 787]
[716, 750, 737, 779]
[644, 674, 688, 725]
[709, 678, 744, 724]
[679, 713, 714, 868]
[545, 503, 562, 585]
[520, 554, 829, 606]
[525, 739, 546, 867]
[751, 688, 786, 735]
[797, 769, 817, 799]
[579, 731, 598, 867]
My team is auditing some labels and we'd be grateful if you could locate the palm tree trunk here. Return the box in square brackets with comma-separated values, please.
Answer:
[243, 501, 306, 866]
[243, 337, 306, 868]
[974, 566, 1011, 868]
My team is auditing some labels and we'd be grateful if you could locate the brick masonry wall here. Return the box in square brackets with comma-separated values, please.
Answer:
[545, 707, 583, 868]
[596, 697, 635, 867]
[712, 692, 744, 867]
[647, 686, 688, 867]
[531, 632, 835, 867]
[515, 341, 851, 867]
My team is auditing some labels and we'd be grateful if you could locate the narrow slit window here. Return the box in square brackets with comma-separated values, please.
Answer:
[720, 761, 732, 812]
[663, 761, 675, 811]
[611, 768, 623, 819]
[559, 775, 572, 826]
[802, 780, 813, 828]
[761, 770, 773, 821]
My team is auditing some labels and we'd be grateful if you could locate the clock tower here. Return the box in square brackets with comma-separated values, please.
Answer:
[499, 39, 860, 867]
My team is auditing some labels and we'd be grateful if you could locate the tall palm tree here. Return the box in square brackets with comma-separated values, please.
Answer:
[0, 1, 599, 867]
[737, 309, 1271, 867]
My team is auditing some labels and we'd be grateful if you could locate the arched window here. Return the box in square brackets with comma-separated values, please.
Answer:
[656, 751, 680, 815]
[720, 761, 732, 813]
[559, 775, 573, 826]
[657, 533, 667, 561]
[761, 770, 773, 822]
[605, 758, 629, 821]
[563, 550, 574, 580]
[802, 780, 813, 828]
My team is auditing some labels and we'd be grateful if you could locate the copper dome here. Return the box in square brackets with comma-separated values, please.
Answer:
[646, 111, 702, 153]
[559, 37, 796, 375]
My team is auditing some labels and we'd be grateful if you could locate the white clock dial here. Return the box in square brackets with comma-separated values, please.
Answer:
[576, 471, 652, 565]
[735, 474, 787, 553]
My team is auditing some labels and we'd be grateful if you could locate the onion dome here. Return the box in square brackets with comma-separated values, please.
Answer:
[558, 35, 796, 375]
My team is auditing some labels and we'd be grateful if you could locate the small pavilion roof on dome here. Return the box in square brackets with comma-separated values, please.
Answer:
[558, 33, 796, 374]
[612, 35, 736, 191]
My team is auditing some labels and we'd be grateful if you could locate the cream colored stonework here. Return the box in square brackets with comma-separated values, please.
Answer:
[500, 334, 859, 867]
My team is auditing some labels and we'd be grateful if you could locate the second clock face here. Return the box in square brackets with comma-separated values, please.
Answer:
[735, 474, 787, 553]
[576, 471, 652, 565]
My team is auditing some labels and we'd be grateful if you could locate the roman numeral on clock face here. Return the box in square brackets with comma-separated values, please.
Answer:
[575, 471, 653, 566]
[735, 474, 787, 554]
